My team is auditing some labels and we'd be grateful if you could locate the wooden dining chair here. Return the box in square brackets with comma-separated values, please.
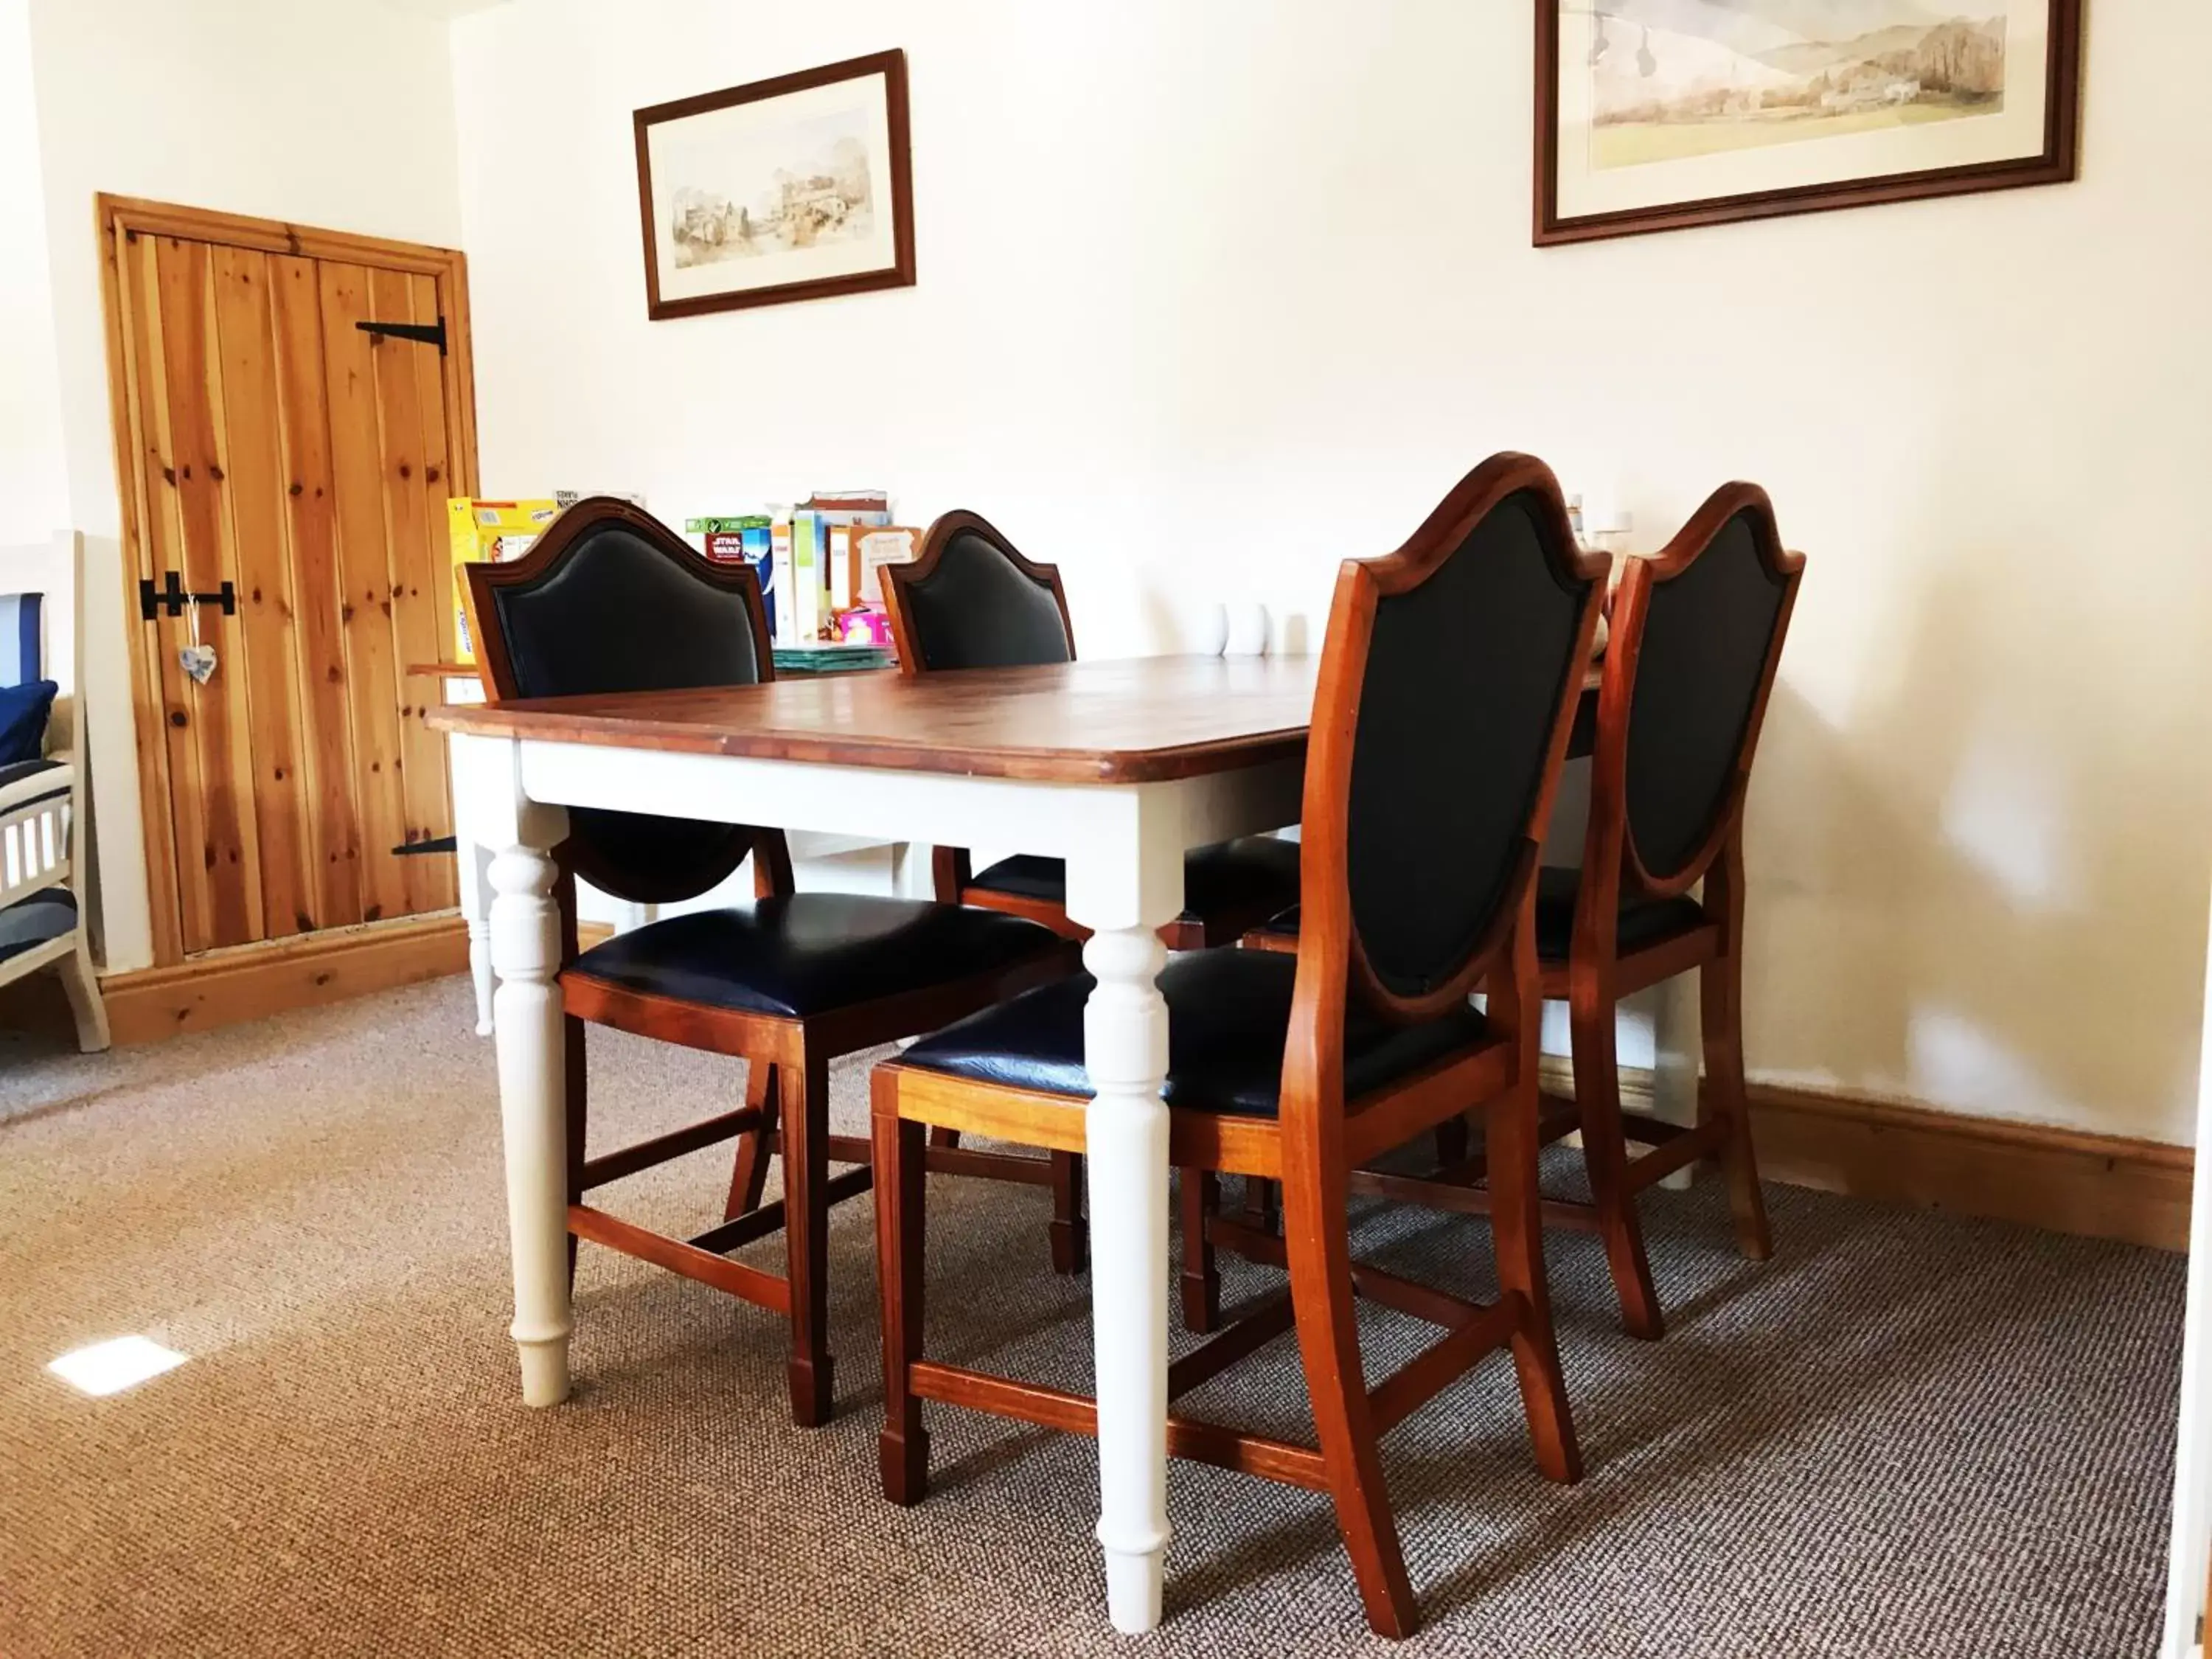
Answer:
[879, 511, 1303, 1276]
[880, 512, 1304, 953]
[1528, 481, 1805, 1339]
[462, 498, 1081, 1427]
[868, 455, 1606, 1638]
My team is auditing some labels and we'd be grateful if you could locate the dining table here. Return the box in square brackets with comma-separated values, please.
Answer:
[431, 650, 1647, 1635]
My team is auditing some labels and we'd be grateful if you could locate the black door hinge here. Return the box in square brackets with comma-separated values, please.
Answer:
[356, 316, 447, 355]
[140, 572, 237, 621]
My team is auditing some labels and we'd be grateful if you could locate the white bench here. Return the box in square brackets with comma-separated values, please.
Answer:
[0, 532, 110, 1050]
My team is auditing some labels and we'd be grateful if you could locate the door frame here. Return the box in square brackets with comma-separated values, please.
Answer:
[96, 193, 481, 967]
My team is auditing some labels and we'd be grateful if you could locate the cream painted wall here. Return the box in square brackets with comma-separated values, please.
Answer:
[451, 0, 2212, 1144]
[0, 0, 68, 545]
[26, 0, 466, 971]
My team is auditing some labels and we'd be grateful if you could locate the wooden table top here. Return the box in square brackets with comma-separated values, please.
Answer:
[429, 655, 1324, 785]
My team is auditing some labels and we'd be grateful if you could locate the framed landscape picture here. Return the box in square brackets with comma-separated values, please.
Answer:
[634, 49, 915, 319]
[1535, 2, 2082, 245]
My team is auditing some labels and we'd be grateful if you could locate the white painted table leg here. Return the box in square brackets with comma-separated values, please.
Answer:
[1082, 925, 1173, 1631]
[1645, 974, 1701, 1191]
[888, 840, 925, 900]
[453, 779, 494, 1037]
[1065, 796, 1183, 1635]
[490, 838, 572, 1405]
[462, 732, 575, 1407]
[444, 675, 495, 1037]
[468, 850, 495, 1037]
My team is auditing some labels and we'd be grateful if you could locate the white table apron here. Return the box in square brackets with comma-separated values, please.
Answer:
[453, 728, 1305, 1635]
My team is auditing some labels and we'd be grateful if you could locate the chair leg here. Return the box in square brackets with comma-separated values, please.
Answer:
[1571, 998, 1664, 1341]
[1280, 1147, 1418, 1638]
[58, 942, 109, 1052]
[1050, 1151, 1088, 1274]
[1487, 1070, 1584, 1485]
[724, 1061, 779, 1221]
[1702, 945, 1773, 1262]
[1179, 1170, 1222, 1334]
[1243, 1175, 1279, 1233]
[1432, 1112, 1470, 1172]
[781, 1052, 835, 1427]
[874, 1098, 930, 1503]
[563, 1012, 587, 1295]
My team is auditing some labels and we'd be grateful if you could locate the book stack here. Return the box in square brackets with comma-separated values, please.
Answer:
[688, 490, 904, 652]
[684, 515, 776, 633]
[779, 490, 892, 647]
[447, 498, 560, 663]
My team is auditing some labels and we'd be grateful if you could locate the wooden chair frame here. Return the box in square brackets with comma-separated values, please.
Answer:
[883, 512, 1292, 953]
[883, 509, 1302, 1279]
[879, 510, 1090, 1271]
[463, 498, 1081, 1425]
[1537, 481, 1804, 1338]
[462, 497, 769, 905]
[870, 455, 1607, 1637]
[1231, 488, 1805, 1342]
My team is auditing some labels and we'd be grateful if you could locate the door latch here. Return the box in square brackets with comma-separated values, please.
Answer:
[139, 572, 237, 621]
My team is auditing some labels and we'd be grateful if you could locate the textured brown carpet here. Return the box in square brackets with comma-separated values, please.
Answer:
[0, 977, 2184, 1658]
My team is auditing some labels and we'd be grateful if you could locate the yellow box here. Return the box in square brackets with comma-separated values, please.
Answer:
[448, 498, 559, 663]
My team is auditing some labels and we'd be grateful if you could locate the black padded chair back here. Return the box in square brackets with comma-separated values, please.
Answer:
[893, 519, 1073, 671]
[1623, 507, 1791, 883]
[1346, 484, 1596, 1001]
[472, 501, 768, 904]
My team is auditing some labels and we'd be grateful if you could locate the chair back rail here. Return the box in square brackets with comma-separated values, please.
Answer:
[1588, 482, 1805, 904]
[461, 498, 787, 904]
[1289, 453, 1607, 1099]
[1, 784, 72, 906]
[882, 510, 1075, 674]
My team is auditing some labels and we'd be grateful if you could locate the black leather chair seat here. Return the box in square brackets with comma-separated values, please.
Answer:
[1534, 866, 1705, 961]
[900, 947, 1486, 1119]
[0, 887, 76, 964]
[564, 894, 1067, 1020]
[1246, 866, 1706, 963]
[969, 835, 1301, 924]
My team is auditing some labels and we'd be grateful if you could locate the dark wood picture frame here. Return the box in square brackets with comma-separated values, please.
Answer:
[633, 49, 916, 319]
[1534, 1, 2084, 246]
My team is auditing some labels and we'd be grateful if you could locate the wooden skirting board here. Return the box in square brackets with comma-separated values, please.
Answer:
[83, 940, 2193, 1251]
[101, 914, 468, 1046]
[1542, 1057, 2191, 1253]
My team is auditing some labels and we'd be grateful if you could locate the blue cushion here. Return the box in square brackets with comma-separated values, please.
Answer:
[0, 680, 57, 766]
[0, 593, 42, 686]
[0, 888, 77, 964]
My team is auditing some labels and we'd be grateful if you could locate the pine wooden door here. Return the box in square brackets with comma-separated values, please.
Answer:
[103, 202, 476, 961]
